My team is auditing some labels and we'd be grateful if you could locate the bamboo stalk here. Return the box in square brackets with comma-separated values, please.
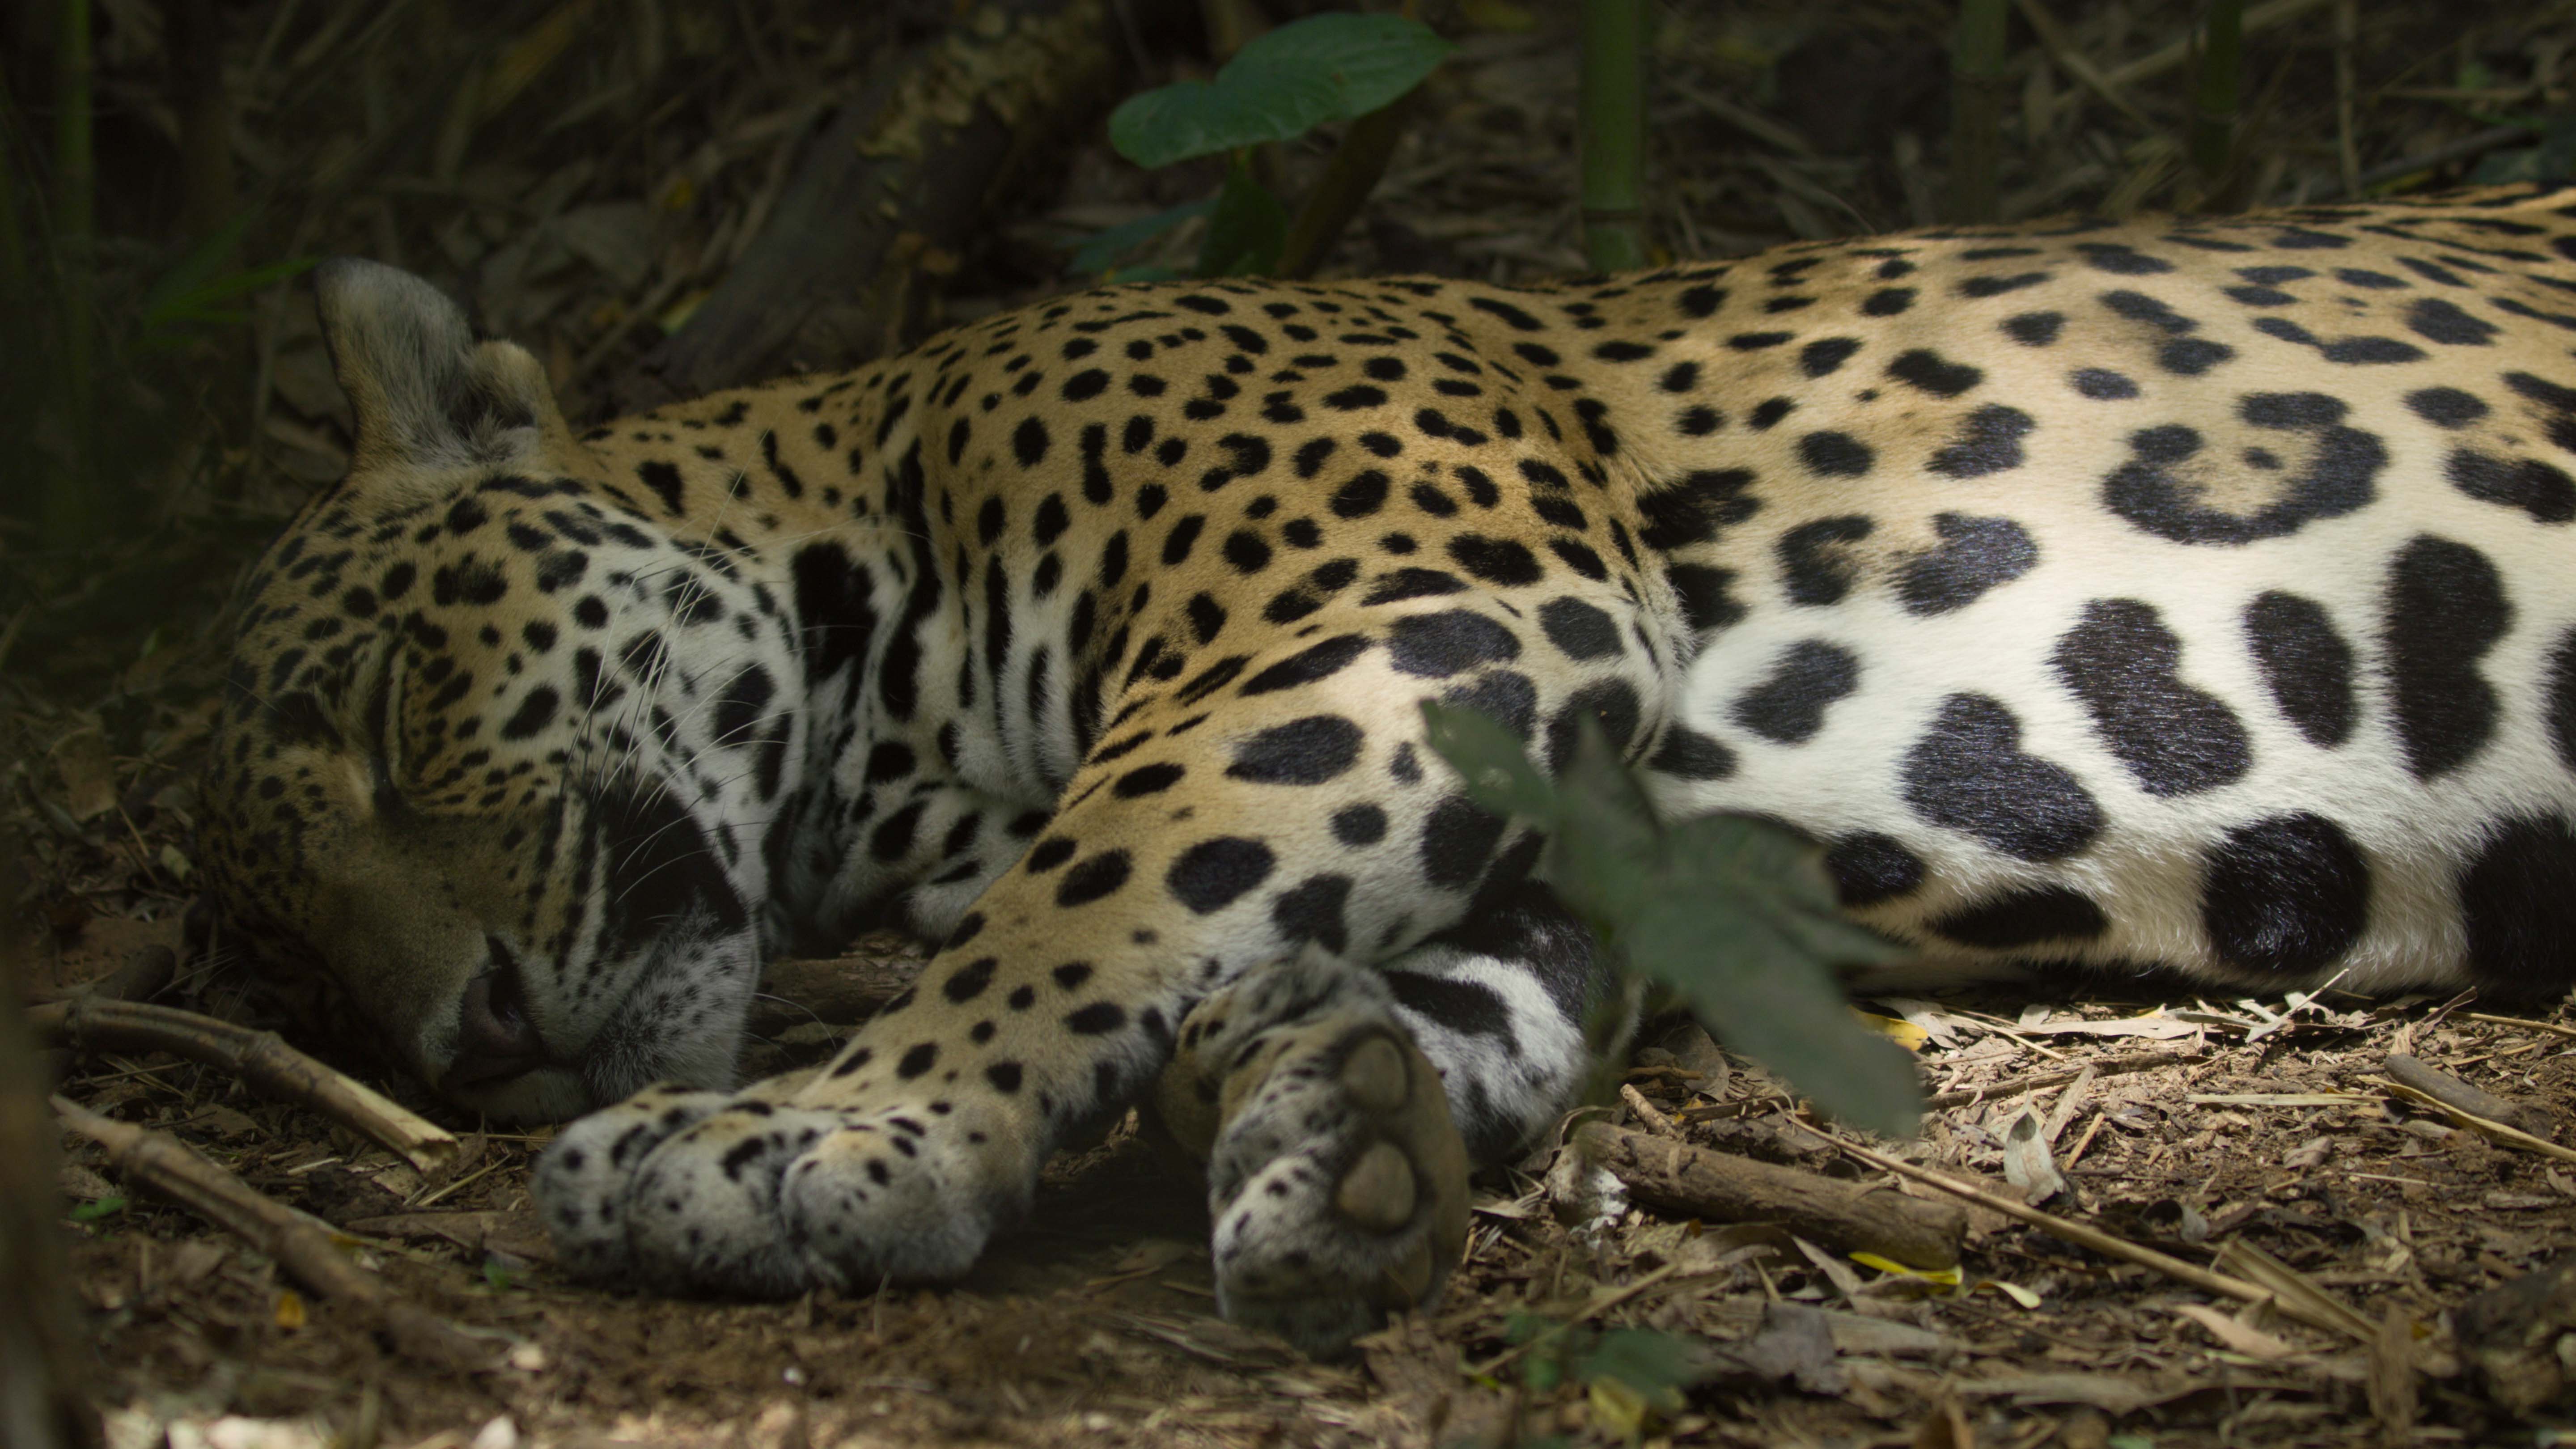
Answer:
[1949, 0, 2009, 224]
[2189, 0, 2244, 193]
[1275, 94, 1413, 280]
[1579, 0, 1647, 271]
[46, 0, 100, 551]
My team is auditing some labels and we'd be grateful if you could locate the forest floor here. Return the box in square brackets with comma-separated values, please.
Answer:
[15, 0, 2576, 1445]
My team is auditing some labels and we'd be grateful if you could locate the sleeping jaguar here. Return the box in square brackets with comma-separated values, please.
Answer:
[201, 184, 2576, 1355]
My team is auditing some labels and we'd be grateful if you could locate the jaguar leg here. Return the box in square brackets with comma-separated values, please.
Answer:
[1153, 884, 1622, 1357]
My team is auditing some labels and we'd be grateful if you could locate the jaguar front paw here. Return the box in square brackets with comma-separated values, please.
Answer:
[534, 1077, 1011, 1296]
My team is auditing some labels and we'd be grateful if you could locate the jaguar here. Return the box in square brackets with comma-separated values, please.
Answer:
[200, 184, 2576, 1356]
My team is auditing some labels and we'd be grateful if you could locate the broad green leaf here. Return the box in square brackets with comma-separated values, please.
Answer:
[1624, 895, 1920, 1136]
[1577, 1327, 1701, 1410]
[1544, 718, 1663, 928]
[68, 1195, 126, 1222]
[1109, 13, 1454, 169]
[1420, 699, 1556, 823]
[1193, 159, 1288, 277]
[1067, 196, 1215, 276]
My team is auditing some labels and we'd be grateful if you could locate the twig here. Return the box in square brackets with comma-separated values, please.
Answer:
[2464, 1013, 2576, 1043]
[1922, 1049, 2199, 1110]
[52, 1096, 489, 1368]
[1785, 1119, 2361, 1337]
[1618, 1083, 1678, 1136]
[30, 997, 458, 1174]
[2379, 1081, 2576, 1167]
[2059, 1110, 2108, 1171]
[2040, 1066, 2096, 1145]
[2383, 1054, 2554, 1139]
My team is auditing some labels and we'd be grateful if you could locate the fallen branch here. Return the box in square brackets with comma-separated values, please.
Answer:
[2383, 1053, 2554, 1139]
[52, 1096, 489, 1368]
[30, 997, 457, 1174]
[1576, 1120, 1966, 1271]
[1787, 1118, 2367, 1340]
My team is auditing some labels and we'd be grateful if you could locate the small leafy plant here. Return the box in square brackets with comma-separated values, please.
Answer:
[1089, 11, 1452, 279]
[1504, 1314, 1703, 1443]
[1421, 702, 1922, 1137]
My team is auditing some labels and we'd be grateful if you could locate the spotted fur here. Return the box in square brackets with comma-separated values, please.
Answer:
[203, 186, 2576, 1355]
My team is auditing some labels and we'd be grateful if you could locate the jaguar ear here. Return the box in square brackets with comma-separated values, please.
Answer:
[312, 258, 568, 478]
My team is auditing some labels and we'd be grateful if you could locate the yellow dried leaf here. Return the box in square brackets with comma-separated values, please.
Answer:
[275, 1288, 307, 1330]
[1973, 1279, 2043, 1309]
[1851, 1252, 1962, 1289]
[1854, 1011, 1931, 1051]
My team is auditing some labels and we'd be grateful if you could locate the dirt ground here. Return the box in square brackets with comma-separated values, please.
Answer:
[16, 0, 2576, 1445]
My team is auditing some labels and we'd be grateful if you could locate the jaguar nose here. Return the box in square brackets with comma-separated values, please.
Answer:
[445, 953, 548, 1091]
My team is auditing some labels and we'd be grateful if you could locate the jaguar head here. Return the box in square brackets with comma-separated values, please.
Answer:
[199, 261, 781, 1122]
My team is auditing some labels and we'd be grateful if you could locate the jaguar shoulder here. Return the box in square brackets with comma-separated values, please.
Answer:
[202, 186, 2576, 1355]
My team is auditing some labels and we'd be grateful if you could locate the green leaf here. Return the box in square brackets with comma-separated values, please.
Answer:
[1575, 1327, 1702, 1410]
[1418, 701, 1919, 1136]
[1067, 196, 1216, 276]
[1623, 894, 1919, 1136]
[68, 1195, 127, 1222]
[1420, 699, 1557, 824]
[1544, 719, 1665, 929]
[1194, 159, 1288, 277]
[1109, 13, 1453, 169]
[483, 1258, 518, 1291]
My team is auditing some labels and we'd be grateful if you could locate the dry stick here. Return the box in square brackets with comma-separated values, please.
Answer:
[1783, 1119, 2364, 1338]
[30, 998, 458, 1174]
[1618, 1084, 1679, 1136]
[53, 1097, 488, 1368]
[2463, 1013, 2576, 1043]
[2379, 1081, 2576, 1167]
[2382, 1054, 2555, 1139]
[1921, 1049, 2201, 1110]
[1578, 1121, 1966, 1270]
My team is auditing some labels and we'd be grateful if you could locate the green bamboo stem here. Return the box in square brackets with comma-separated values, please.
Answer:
[1275, 96, 1412, 280]
[1579, 0, 1646, 272]
[1949, 0, 2009, 223]
[2190, 0, 2245, 190]
[46, 0, 101, 550]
